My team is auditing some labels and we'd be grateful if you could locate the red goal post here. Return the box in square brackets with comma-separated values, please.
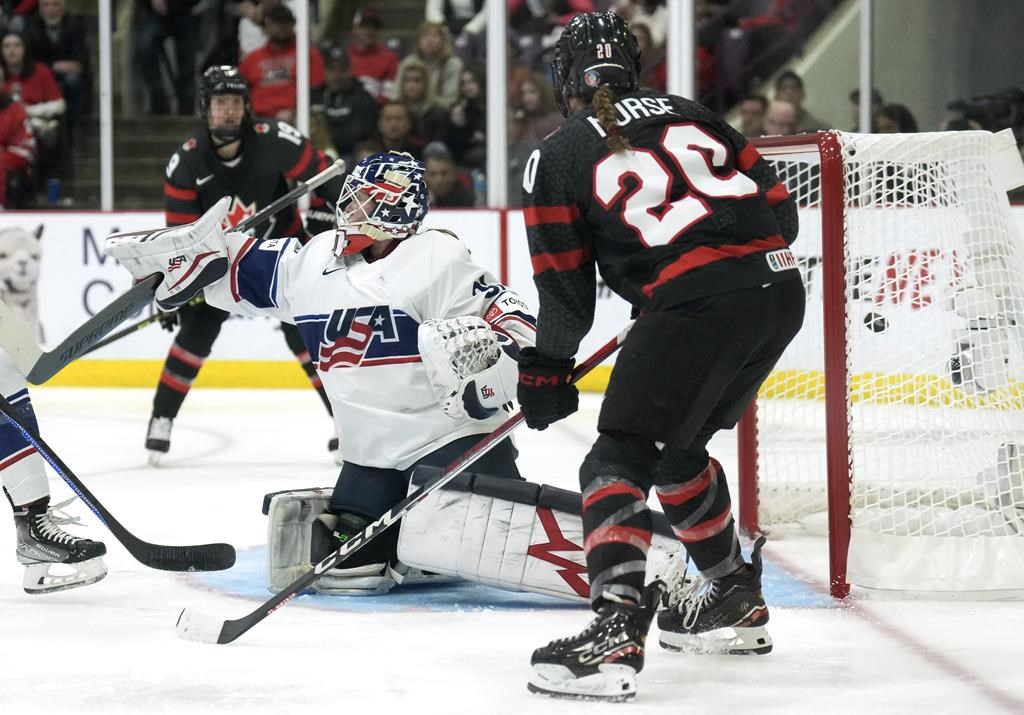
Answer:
[738, 129, 1024, 599]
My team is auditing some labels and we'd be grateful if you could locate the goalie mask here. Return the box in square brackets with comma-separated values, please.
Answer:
[334, 152, 430, 257]
[551, 11, 641, 117]
[199, 65, 251, 144]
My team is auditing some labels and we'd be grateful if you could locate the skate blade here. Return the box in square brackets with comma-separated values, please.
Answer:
[23, 558, 108, 595]
[527, 664, 637, 702]
[147, 450, 165, 467]
[658, 625, 773, 655]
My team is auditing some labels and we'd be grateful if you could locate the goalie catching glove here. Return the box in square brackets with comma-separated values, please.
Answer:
[419, 316, 518, 420]
[104, 197, 230, 311]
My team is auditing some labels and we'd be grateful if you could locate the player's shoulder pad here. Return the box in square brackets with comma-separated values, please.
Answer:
[414, 227, 471, 261]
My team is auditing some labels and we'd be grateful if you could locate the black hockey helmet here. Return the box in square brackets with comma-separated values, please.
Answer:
[199, 65, 251, 140]
[551, 12, 641, 117]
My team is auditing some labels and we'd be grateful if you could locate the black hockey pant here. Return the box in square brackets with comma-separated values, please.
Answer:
[579, 278, 805, 610]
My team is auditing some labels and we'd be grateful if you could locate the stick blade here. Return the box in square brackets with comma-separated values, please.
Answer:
[0, 298, 42, 375]
[129, 542, 236, 572]
[176, 608, 228, 644]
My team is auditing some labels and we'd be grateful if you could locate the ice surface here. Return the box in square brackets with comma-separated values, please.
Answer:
[0, 389, 1021, 714]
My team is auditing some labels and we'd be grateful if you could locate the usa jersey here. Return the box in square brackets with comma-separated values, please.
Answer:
[203, 230, 537, 470]
[522, 90, 799, 359]
[163, 118, 344, 240]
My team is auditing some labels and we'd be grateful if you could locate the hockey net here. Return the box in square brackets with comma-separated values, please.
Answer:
[739, 130, 1024, 597]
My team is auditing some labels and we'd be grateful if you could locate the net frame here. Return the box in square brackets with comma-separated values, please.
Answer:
[737, 130, 1024, 599]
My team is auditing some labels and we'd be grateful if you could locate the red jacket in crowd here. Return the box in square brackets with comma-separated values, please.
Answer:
[347, 42, 399, 104]
[0, 97, 36, 207]
[3, 62, 62, 108]
[240, 40, 325, 118]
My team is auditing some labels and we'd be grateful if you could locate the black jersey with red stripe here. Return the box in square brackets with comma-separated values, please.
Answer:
[163, 117, 344, 240]
[521, 90, 799, 359]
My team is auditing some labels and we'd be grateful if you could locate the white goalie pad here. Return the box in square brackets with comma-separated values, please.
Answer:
[262, 488, 459, 595]
[263, 487, 333, 592]
[397, 469, 681, 603]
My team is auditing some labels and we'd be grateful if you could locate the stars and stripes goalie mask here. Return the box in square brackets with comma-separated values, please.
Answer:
[334, 152, 430, 257]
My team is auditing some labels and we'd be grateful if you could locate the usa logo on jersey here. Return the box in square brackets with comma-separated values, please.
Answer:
[297, 305, 420, 371]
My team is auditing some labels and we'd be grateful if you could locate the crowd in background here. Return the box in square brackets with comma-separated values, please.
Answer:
[0, 0, 1020, 209]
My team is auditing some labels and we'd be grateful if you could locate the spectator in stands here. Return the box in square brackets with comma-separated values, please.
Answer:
[347, 6, 399, 104]
[237, 0, 299, 59]
[22, 0, 88, 146]
[314, 44, 378, 167]
[1, 1, 37, 34]
[352, 137, 383, 164]
[376, 101, 424, 159]
[735, 0, 815, 80]
[425, 0, 485, 42]
[762, 98, 798, 136]
[849, 87, 883, 132]
[737, 92, 768, 137]
[0, 66, 35, 208]
[133, 0, 201, 115]
[612, 0, 666, 45]
[424, 142, 475, 208]
[394, 58, 447, 144]
[239, 4, 324, 123]
[876, 103, 918, 133]
[632, 21, 665, 93]
[1, 30, 61, 177]
[508, 72, 561, 208]
[773, 69, 828, 132]
[441, 64, 486, 170]
[397, 21, 463, 109]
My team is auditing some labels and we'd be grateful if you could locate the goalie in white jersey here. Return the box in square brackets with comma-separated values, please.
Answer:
[107, 152, 538, 593]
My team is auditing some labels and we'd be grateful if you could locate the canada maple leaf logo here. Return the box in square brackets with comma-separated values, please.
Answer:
[222, 196, 256, 230]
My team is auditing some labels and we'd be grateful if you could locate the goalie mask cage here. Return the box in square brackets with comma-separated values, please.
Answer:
[738, 130, 1024, 598]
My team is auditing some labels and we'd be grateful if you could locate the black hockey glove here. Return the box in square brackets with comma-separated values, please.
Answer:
[157, 309, 180, 332]
[517, 348, 578, 430]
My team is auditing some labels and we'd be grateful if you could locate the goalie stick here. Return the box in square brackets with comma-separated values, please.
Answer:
[0, 394, 235, 571]
[0, 158, 347, 384]
[175, 324, 631, 644]
[81, 295, 206, 357]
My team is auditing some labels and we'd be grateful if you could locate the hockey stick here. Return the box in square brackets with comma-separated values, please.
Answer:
[81, 295, 206, 357]
[176, 325, 632, 644]
[0, 158, 347, 384]
[0, 394, 235, 571]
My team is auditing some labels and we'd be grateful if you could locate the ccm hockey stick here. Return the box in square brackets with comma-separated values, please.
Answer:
[176, 324, 631, 644]
[0, 159, 346, 384]
[0, 394, 235, 571]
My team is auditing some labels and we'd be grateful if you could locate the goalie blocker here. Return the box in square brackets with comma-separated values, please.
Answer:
[263, 470, 680, 601]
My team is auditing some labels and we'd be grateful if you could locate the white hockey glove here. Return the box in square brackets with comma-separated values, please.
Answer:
[104, 197, 230, 310]
[419, 316, 518, 420]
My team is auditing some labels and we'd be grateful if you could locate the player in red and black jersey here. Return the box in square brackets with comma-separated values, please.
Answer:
[149, 65, 345, 466]
[520, 13, 805, 702]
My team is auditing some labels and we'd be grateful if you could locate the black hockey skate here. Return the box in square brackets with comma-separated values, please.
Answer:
[145, 416, 173, 466]
[528, 583, 663, 702]
[657, 536, 772, 655]
[14, 497, 107, 595]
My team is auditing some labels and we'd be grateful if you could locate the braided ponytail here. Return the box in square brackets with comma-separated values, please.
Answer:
[592, 85, 631, 154]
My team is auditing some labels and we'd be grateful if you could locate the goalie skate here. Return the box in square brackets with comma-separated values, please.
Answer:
[656, 537, 772, 655]
[15, 498, 107, 595]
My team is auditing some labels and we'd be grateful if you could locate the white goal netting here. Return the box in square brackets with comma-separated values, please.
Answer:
[748, 130, 1024, 594]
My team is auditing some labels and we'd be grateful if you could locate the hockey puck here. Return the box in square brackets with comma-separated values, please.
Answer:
[863, 312, 888, 333]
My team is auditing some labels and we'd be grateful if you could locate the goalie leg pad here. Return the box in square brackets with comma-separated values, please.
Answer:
[397, 467, 679, 603]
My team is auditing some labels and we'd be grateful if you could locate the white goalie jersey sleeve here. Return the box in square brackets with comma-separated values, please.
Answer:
[202, 232, 306, 321]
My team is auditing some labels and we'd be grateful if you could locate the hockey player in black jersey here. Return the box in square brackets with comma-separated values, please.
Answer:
[148, 65, 346, 466]
[519, 12, 805, 701]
